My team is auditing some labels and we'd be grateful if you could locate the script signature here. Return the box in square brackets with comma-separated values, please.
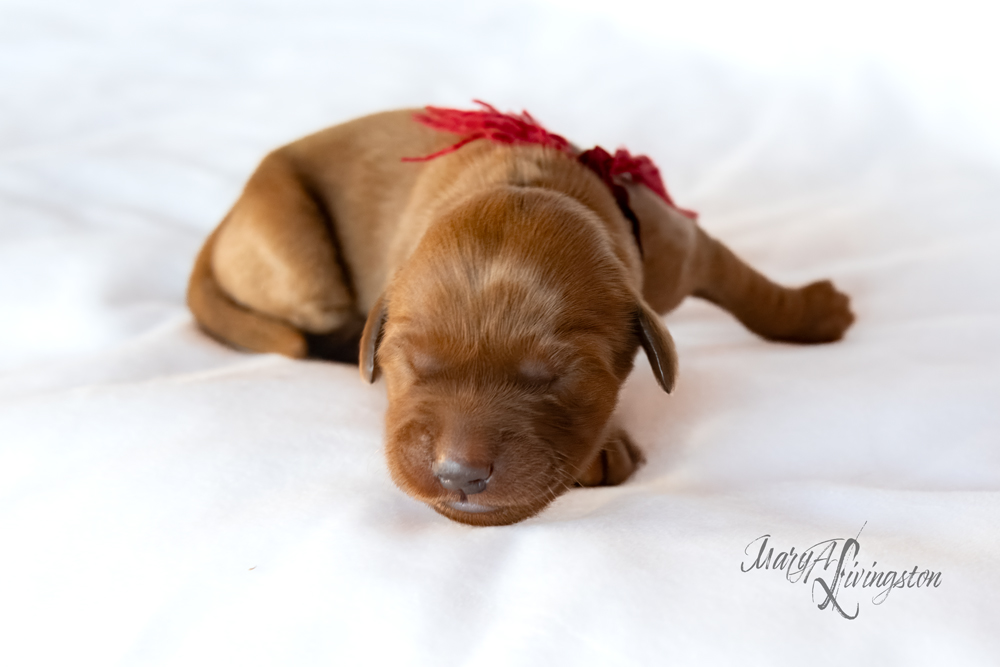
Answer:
[740, 524, 942, 619]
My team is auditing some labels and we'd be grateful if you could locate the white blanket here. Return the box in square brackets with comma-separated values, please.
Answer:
[3, 1, 999, 664]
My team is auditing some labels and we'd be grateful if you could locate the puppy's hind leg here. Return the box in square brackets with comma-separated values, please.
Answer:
[189, 226, 309, 358]
[194, 150, 361, 359]
[691, 228, 854, 343]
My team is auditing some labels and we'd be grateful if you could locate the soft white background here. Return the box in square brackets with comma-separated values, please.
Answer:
[2, 0, 999, 664]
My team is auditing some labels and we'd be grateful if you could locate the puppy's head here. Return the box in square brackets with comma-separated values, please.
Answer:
[361, 188, 675, 526]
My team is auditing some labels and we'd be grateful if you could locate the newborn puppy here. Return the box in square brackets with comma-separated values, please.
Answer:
[188, 106, 853, 526]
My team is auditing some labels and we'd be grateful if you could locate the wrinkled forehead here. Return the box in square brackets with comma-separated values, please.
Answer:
[407, 255, 565, 332]
[388, 254, 552, 347]
[384, 260, 633, 375]
[382, 187, 636, 364]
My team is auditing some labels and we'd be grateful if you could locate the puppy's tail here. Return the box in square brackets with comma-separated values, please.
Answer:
[187, 228, 307, 358]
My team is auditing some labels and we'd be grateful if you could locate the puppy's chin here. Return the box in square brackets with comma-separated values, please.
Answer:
[429, 497, 556, 527]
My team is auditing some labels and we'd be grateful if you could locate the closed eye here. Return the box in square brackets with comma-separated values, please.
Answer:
[518, 374, 556, 392]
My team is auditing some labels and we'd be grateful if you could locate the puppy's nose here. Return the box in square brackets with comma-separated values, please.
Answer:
[433, 459, 492, 495]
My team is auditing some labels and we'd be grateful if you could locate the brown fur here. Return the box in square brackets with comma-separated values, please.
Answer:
[188, 109, 854, 526]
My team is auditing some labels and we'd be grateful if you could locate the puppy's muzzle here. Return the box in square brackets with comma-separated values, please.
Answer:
[433, 459, 492, 496]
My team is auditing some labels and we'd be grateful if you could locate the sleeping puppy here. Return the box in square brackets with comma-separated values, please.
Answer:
[188, 107, 854, 526]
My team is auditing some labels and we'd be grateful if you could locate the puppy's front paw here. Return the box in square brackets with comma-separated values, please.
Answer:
[576, 429, 646, 487]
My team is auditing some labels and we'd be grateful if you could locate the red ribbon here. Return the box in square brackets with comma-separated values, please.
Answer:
[403, 100, 696, 222]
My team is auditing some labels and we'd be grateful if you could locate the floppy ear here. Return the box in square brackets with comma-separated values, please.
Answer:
[636, 300, 678, 394]
[359, 294, 388, 384]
